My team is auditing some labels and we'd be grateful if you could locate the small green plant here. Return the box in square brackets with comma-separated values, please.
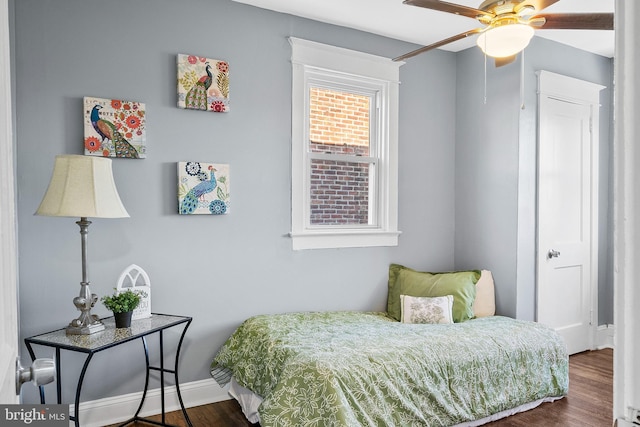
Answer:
[101, 289, 147, 314]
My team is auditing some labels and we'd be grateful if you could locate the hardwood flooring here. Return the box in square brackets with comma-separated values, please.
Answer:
[487, 348, 613, 427]
[107, 348, 612, 427]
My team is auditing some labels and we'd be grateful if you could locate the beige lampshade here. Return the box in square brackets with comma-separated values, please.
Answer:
[35, 155, 129, 218]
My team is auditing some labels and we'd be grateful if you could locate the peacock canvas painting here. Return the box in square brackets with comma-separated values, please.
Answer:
[177, 54, 230, 112]
[84, 97, 146, 158]
[178, 161, 230, 215]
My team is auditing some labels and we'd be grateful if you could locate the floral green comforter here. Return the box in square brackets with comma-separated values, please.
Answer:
[211, 312, 568, 427]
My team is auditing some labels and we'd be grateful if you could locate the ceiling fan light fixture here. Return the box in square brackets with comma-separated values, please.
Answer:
[476, 24, 535, 58]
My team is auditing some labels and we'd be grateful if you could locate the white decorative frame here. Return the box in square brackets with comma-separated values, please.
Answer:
[116, 264, 151, 320]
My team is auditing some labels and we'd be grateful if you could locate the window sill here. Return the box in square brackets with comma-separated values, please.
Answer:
[289, 229, 401, 250]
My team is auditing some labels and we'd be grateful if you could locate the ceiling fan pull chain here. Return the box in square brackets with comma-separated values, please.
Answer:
[520, 49, 526, 110]
[483, 39, 488, 105]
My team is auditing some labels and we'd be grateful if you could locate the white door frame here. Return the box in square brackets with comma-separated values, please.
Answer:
[614, 0, 640, 422]
[0, 0, 20, 404]
[536, 70, 602, 351]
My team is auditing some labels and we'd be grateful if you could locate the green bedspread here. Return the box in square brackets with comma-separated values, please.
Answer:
[211, 312, 568, 427]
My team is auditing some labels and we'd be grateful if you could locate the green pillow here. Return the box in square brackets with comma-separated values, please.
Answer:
[387, 264, 480, 323]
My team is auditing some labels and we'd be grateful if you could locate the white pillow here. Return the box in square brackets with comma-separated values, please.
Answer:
[472, 270, 496, 318]
[400, 294, 454, 324]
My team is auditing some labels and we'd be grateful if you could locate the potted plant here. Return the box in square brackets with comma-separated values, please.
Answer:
[101, 288, 147, 328]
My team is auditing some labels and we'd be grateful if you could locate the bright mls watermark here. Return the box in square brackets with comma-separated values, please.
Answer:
[0, 405, 68, 426]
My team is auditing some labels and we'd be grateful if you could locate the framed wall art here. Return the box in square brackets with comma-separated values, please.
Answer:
[84, 96, 146, 158]
[178, 161, 230, 215]
[177, 54, 229, 112]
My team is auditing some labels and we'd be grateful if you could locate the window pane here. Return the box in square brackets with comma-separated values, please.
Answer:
[309, 159, 371, 226]
[309, 87, 370, 156]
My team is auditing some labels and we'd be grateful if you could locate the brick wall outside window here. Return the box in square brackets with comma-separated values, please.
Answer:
[309, 87, 371, 225]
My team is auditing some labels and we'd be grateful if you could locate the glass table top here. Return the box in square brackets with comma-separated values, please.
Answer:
[25, 314, 190, 351]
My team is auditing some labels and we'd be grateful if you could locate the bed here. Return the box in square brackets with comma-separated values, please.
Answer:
[210, 266, 569, 426]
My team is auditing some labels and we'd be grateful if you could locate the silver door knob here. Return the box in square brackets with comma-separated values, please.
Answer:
[15, 358, 55, 395]
[548, 249, 561, 259]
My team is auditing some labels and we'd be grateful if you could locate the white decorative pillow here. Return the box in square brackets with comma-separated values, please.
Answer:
[472, 270, 496, 318]
[400, 294, 454, 324]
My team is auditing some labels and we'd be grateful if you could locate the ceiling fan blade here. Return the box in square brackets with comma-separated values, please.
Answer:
[393, 28, 484, 62]
[535, 13, 614, 30]
[403, 0, 494, 20]
[514, 0, 560, 13]
[495, 55, 517, 67]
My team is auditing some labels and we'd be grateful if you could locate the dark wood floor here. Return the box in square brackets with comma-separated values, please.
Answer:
[487, 348, 613, 427]
[108, 348, 612, 427]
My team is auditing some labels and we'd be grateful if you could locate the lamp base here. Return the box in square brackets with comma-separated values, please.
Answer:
[66, 320, 105, 335]
[65, 281, 105, 335]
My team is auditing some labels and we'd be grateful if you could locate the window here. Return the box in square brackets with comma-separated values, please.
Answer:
[289, 38, 402, 250]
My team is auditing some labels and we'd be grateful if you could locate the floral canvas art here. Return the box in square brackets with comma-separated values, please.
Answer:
[178, 161, 230, 215]
[84, 96, 146, 158]
[177, 54, 229, 112]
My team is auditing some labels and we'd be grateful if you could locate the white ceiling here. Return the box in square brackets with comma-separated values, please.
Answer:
[232, 0, 614, 58]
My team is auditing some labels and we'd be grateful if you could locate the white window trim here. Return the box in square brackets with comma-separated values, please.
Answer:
[289, 37, 403, 250]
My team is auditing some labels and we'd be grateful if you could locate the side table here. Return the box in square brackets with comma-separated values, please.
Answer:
[24, 313, 193, 427]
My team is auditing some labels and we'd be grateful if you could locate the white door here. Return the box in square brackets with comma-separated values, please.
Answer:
[0, 0, 19, 403]
[536, 71, 603, 355]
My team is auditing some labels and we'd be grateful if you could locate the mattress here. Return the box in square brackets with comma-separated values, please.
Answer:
[211, 311, 568, 426]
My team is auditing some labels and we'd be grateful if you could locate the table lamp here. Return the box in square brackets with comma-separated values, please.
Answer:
[35, 155, 129, 335]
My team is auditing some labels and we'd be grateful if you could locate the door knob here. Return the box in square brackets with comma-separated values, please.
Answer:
[15, 358, 55, 395]
[548, 249, 561, 259]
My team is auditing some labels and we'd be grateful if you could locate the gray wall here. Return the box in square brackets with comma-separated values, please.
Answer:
[13, 0, 458, 403]
[454, 36, 613, 323]
[454, 47, 522, 318]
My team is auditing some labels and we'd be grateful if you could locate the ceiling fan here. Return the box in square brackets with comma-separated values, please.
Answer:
[393, 0, 614, 64]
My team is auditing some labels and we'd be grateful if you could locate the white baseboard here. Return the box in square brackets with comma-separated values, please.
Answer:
[614, 418, 636, 427]
[70, 378, 230, 427]
[596, 324, 615, 349]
